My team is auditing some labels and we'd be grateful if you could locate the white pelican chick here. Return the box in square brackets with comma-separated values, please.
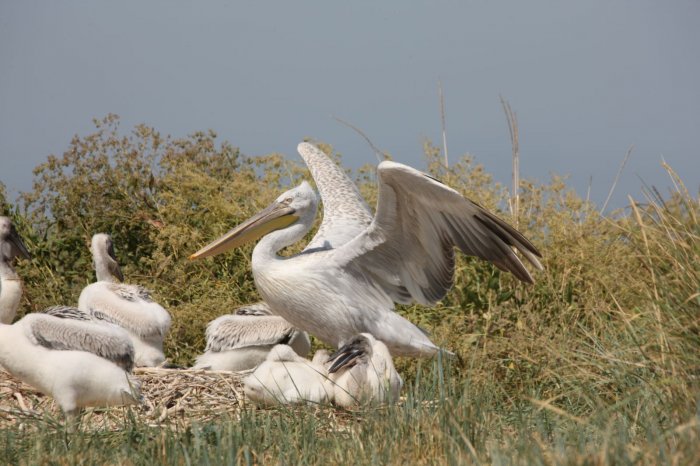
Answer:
[193, 301, 310, 371]
[243, 345, 333, 405]
[326, 333, 403, 407]
[77, 233, 171, 367]
[0, 217, 30, 324]
[191, 142, 543, 357]
[0, 312, 141, 418]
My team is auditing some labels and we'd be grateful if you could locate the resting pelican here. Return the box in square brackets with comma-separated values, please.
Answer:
[0, 311, 141, 418]
[77, 233, 171, 367]
[192, 301, 311, 371]
[243, 345, 333, 405]
[0, 217, 30, 324]
[326, 333, 403, 407]
[191, 142, 543, 357]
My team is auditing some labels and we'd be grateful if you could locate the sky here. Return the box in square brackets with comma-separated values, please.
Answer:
[1, 1, 698, 210]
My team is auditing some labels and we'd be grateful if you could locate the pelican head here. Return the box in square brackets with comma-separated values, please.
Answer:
[0, 217, 30, 324]
[90, 233, 124, 283]
[0, 217, 30, 263]
[190, 181, 318, 260]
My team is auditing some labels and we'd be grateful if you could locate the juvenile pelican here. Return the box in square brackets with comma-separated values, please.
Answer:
[326, 333, 403, 407]
[0, 217, 30, 324]
[77, 233, 171, 367]
[0, 312, 141, 418]
[192, 301, 311, 371]
[191, 143, 543, 357]
[243, 345, 333, 405]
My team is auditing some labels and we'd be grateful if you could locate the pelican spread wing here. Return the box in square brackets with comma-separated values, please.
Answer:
[297, 142, 372, 250]
[335, 161, 543, 305]
[189, 142, 543, 357]
[23, 313, 135, 371]
[204, 314, 299, 352]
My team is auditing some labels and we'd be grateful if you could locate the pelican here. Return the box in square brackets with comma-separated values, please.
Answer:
[77, 233, 171, 367]
[326, 333, 403, 407]
[242, 345, 334, 405]
[0, 216, 30, 324]
[0, 223, 141, 419]
[0, 312, 141, 419]
[192, 301, 311, 371]
[196, 140, 369, 369]
[191, 142, 543, 357]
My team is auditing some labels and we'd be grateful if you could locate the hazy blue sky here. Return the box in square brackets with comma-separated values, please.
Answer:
[1, 1, 698, 209]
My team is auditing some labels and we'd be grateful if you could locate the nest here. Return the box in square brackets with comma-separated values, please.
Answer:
[0, 368, 407, 434]
[0, 367, 249, 430]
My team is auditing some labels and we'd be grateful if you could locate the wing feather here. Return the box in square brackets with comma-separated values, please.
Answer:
[204, 314, 298, 352]
[43, 305, 92, 321]
[297, 143, 373, 250]
[23, 313, 135, 371]
[334, 161, 543, 305]
[108, 283, 153, 302]
[234, 302, 274, 316]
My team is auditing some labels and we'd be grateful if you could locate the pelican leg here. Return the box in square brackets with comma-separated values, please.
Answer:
[64, 408, 82, 432]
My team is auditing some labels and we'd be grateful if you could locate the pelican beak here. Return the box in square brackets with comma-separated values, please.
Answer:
[189, 200, 298, 260]
[10, 226, 30, 260]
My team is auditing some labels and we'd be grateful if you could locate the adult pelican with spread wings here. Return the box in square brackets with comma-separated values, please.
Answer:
[190, 142, 542, 357]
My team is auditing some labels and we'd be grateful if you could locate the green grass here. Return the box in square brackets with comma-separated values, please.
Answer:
[1, 356, 696, 465]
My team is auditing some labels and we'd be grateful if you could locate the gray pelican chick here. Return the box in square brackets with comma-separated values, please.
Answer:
[326, 333, 402, 407]
[0, 217, 30, 324]
[193, 301, 310, 371]
[191, 142, 543, 357]
[77, 233, 171, 367]
[0, 312, 141, 419]
[243, 345, 333, 405]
